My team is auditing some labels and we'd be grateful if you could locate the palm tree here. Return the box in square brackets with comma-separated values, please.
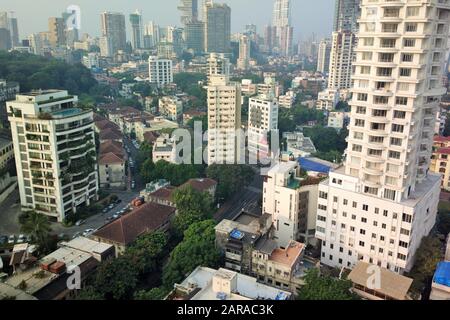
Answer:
[20, 211, 51, 244]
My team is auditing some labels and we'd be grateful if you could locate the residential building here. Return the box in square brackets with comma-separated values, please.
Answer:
[152, 134, 177, 163]
[148, 56, 173, 87]
[237, 34, 251, 70]
[0, 137, 14, 169]
[252, 240, 308, 293]
[348, 261, 413, 300]
[158, 96, 183, 121]
[7, 90, 98, 222]
[272, 0, 293, 56]
[282, 132, 317, 158]
[134, 117, 179, 143]
[328, 30, 355, 90]
[430, 261, 450, 300]
[263, 161, 320, 247]
[204, 2, 231, 53]
[317, 88, 340, 110]
[248, 95, 278, 160]
[333, 0, 361, 33]
[316, 0, 449, 274]
[431, 136, 450, 191]
[178, 0, 199, 25]
[0, 79, 20, 128]
[98, 140, 127, 189]
[100, 12, 127, 57]
[215, 212, 273, 274]
[317, 38, 332, 74]
[207, 53, 230, 84]
[327, 111, 347, 130]
[48, 17, 66, 47]
[4, 238, 113, 300]
[129, 10, 143, 50]
[278, 91, 296, 109]
[168, 266, 291, 300]
[91, 202, 176, 256]
[207, 75, 242, 165]
[82, 52, 100, 69]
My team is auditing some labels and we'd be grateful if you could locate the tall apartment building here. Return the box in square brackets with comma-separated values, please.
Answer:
[237, 34, 251, 70]
[129, 10, 143, 50]
[0, 12, 19, 49]
[248, 95, 278, 160]
[207, 53, 230, 84]
[204, 2, 231, 53]
[333, 0, 361, 33]
[9, 16, 19, 48]
[148, 56, 173, 87]
[143, 21, 160, 49]
[100, 12, 127, 57]
[178, 0, 199, 25]
[263, 161, 319, 247]
[272, 0, 293, 56]
[316, 0, 449, 274]
[328, 30, 356, 90]
[7, 90, 98, 222]
[184, 20, 204, 54]
[207, 75, 242, 165]
[48, 17, 66, 47]
[317, 38, 332, 74]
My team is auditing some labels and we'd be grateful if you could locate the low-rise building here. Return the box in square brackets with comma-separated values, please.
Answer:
[4, 238, 113, 300]
[252, 240, 309, 293]
[283, 132, 316, 158]
[135, 117, 179, 143]
[317, 88, 339, 110]
[158, 96, 183, 122]
[152, 134, 177, 163]
[278, 91, 296, 109]
[98, 140, 127, 189]
[348, 261, 413, 300]
[431, 136, 450, 191]
[327, 111, 347, 130]
[91, 202, 176, 256]
[168, 266, 292, 300]
[430, 261, 450, 300]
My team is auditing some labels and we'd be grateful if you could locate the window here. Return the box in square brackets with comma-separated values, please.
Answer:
[359, 241, 365, 247]
[355, 119, 365, 127]
[403, 39, 416, 47]
[379, 53, 394, 63]
[397, 253, 407, 261]
[319, 191, 328, 199]
[384, 189, 396, 201]
[377, 67, 392, 77]
[406, 7, 419, 17]
[389, 150, 401, 159]
[356, 106, 366, 114]
[405, 23, 417, 32]
[394, 111, 406, 119]
[362, 52, 373, 60]
[399, 241, 408, 248]
[396, 97, 408, 105]
[360, 229, 366, 235]
[402, 53, 413, 62]
[361, 217, 367, 223]
[318, 204, 327, 211]
[317, 215, 326, 222]
[390, 137, 402, 146]
[363, 204, 368, 211]
[392, 124, 404, 133]
[402, 213, 412, 223]
[352, 144, 362, 152]
[400, 68, 411, 77]
[364, 38, 374, 46]
[381, 39, 396, 48]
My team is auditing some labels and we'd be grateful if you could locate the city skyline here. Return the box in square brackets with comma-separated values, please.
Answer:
[0, 0, 334, 41]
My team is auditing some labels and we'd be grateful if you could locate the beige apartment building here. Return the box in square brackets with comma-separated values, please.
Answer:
[431, 136, 450, 191]
[7, 90, 98, 222]
[316, 0, 449, 274]
[158, 96, 183, 122]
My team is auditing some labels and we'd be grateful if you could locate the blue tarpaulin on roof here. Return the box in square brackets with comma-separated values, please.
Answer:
[298, 157, 332, 174]
[434, 261, 450, 287]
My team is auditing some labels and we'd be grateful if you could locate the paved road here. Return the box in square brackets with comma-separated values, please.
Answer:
[0, 189, 21, 236]
[214, 170, 264, 222]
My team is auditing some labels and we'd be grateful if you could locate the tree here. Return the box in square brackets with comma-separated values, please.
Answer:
[125, 232, 168, 273]
[172, 185, 214, 236]
[141, 160, 203, 186]
[206, 164, 254, 201]
[297, 269, 357, 300]
[162, 220, 221, 289]
[19, 211, 51, 248]
[407, 236, 443, 293]
[134, 287, 169, 300]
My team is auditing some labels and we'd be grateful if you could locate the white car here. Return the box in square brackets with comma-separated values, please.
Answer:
[17, 234, 26, 243]
[82, 229, 95, 237]
[8, 235, 15, 244]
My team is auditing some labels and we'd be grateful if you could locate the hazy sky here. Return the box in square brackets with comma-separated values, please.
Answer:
[0, 0, 335, 42]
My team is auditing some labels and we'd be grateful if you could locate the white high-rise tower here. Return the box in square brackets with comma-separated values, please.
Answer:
[316, 0, 449, 274]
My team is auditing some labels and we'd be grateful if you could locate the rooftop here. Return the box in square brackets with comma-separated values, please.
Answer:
[174, 267, 291, 301]
[92, 202, 175, 245]
[269, 241, 304, 268]
[348, 261, 413, 300]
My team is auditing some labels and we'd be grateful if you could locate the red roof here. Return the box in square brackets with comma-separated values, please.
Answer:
[98, 152, 125, 165]
[181, 178, 217, 193]
[434, 136, 450, 142]
[99, 128, 123, 141]
[437, 147, 450, 155]
[144, 131, 160, 144]
[92, 202, 175, 245]
[95, 119, 120, 132]
[99, 140, 125, 158]
[150, 186, 176, 201]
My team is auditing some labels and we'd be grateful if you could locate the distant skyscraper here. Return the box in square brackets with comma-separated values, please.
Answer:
[9, 17, 19, 47]
[237, 34, 251, 70]
[100, 12, 127, 57]
[317, 38, 332, 74]
[48, 17, 66, 47]
[333, 0, 361, 33]
[184, 20, 204, 54]
[0, 12, 19, 49]
[143, 21, 160, 49]
[178, 0, 199, 25]
[204, 2, 231, 53]
[327, 31, 355, 90]
[271, 0, 293, 56]
[130, 10, 144, 50]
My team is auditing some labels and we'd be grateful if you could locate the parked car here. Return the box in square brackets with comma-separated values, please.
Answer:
[108, 203, 115, 210]
[131, 181, 136, 189]
[75, 220, 85, 226]
[82, 229, 94, 237]
[17, 234, 26, 243]
[112, 214, 119, 220]
[0, 235, 8, 245]
[72, 232, 81, 239]
[102, 207, 109, 214]
[8, 235, 15, 244]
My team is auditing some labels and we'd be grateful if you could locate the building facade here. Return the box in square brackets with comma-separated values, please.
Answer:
[316, 0, 449, 274]
[7, 90, 98, 222]
[100, 12, 127, 57]
[129, 10, 143, 50]
[317, 38, 332, 74]
[204, 2, 231, 53]
[148, 56, 173, 87]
